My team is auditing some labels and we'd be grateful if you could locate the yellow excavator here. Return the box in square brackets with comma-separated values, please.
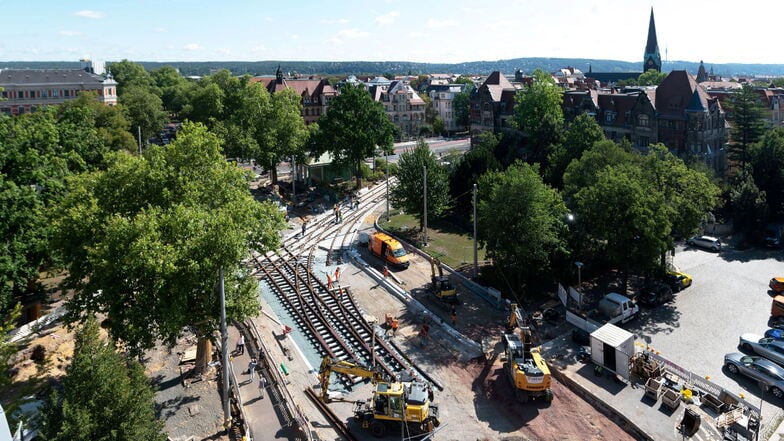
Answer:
[430, 257, 459, 305]
[318, 356, 440, 438]
[503, 303, 553, 403]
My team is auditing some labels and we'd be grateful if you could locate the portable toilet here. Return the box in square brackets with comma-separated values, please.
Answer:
[590, 323, 635, 379]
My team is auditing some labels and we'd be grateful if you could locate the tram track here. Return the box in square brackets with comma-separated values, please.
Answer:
[249, 179, 421, 389]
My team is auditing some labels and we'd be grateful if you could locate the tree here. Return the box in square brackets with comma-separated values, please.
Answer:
[52, 122, 286, 368]
[750, 128, 784, 216]
[728, 83, 766, 169]
[546, 113, 605, 188]
[513, 69, 564, 166]
[637, 69, 667, 86]
[572, 163, 670, 291]
[39, 317, 166, 441]
[453, 76, 474, 85]
[562, 140, 633, 200]
[311, 83, 395, 188]
[120, 86, 168, 144]
[452, 90, 471, 132]
[449, 131, 501, 211]
[151, 66, 191, 113]
[390, 140, 450, 232]
[61, 92, 137, 154]
[729, 165, 768, 235]
[477, 161, 568, 295]
[108, 60, 155, 96]
[0, 304, 21, 386]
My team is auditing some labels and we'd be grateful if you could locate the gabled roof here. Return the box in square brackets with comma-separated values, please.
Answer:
[480, 71, 515, 102]
[656, 70, 714, 118]
[597, 93, 639, 127]
[250, 76, 335, 98]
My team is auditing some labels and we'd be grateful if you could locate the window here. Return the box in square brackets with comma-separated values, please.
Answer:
[638, 114, 649, 127]
[639, 136, 649, 147]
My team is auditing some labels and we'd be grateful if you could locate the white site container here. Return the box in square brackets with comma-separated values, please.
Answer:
[590, 323, 635, 379]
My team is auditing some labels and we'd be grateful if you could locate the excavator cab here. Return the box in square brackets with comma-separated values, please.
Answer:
[430, 257, 459, 304]
[503, 304, 553, 403]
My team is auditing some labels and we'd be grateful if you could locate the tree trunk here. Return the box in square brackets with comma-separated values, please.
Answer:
[355, 160, 362, 189]
[271, 165, 278, 184]
[195, 336, 212, 373]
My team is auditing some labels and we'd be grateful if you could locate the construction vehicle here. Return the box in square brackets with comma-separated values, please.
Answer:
[503, 303, 553, 403]
[368, 231, 410, 269]
[318, 356, 439, 438]
[429, 257, 459, 304]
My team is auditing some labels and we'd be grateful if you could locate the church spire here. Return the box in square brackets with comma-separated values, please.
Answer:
[643, 8, 661, 73]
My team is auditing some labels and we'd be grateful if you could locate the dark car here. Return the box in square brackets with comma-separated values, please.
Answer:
[664, 271, 692, 292]
[764, 228, 781, 248]
[638, 282, 674, 307]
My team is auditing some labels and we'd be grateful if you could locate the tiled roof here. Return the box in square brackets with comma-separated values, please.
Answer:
[0, 69, 109, 85]
[597, 93, 638, 127]
[480, 71, 515, 102]
[656, 70, 714, 118]
[250, 76, 335, 98]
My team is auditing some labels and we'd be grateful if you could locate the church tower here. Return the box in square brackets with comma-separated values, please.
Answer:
[643, 8, 661, 73]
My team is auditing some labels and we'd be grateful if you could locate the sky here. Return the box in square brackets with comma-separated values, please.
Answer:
[2, 0, 783, 66]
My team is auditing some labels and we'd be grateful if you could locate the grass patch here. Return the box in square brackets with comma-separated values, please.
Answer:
[380, 212, 486, 269]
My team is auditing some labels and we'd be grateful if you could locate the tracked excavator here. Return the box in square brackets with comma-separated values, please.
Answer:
[429, 257, 459, 305]
[503, 303, 553, 403]
[318, 356, 440, 438]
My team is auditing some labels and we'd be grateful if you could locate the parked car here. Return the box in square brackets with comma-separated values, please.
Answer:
[764, 227, 782, 248]
[765, 328, 784, 341]
[665, 270, 692, 292]
[687, 235, 722, 252]
[638, 282, 674, 307]
[739, 333, 784, 366]
[724, 353, 784, 399]
[770, 277, 784, 293]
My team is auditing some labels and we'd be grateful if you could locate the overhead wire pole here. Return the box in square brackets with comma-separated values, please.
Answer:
[473, 183, 478, 279]
[423, 166, 428, 247]
[385, 150, 390, 222]
[219, 267, 230, 430]
[137, 126, 142, 155]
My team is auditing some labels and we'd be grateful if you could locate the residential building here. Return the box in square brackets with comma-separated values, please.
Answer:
[426, 83, 469, 133]
[251, 67, 337, 125]
[469, 71, 519, 134]
[369, 80, 426, 139]
[0, 60, 117, 115]
[563, 70, 726, 172]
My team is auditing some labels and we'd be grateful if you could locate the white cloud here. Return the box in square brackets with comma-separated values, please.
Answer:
[426, 18, 457, 28]
[320, 18, 349, 25]
[289, 33, 300, 40]
[59, 30, 82, 37]
[407, 31, 423, 38]
[250, 45, 267, 53]
[325, 37, 343, 46]
[183, 43, 202, 51]
[375, 11, 399, 25]
[73, 10, 104, 19]
[337, 28, 370, 39]
[154, 27, 167, 33]
[488, 19, 520, 29]
[214, 48, 231, 55]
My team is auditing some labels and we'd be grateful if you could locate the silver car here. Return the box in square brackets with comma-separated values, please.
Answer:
[724, 352, 784, 399]
[687, 235, 721, 252]
[739, 333, 784, 366]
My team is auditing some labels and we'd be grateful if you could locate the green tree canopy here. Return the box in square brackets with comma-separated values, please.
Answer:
[546, 113, 605, 188]
[452, 90, 471, 132]
[108, 60, 155, 96]
[311, 83, 395, 188]
[637, 69, 667, 86]
[477, 161, 568, 296]
[52, 122, 286, 367]
[119, 86, 168, 145]
[749, 128, 784, 216]
[151, 65, 191, 113]
[729, 165, 768, 235]
[39, 317, 166, 441]
[513, 68, 564, 166]
[449, 131, 501, 211]
[728, 83, 766, 169]
[390, 139, 451, 232]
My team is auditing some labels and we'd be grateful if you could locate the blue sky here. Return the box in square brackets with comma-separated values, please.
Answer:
[2, 0, 783, 65]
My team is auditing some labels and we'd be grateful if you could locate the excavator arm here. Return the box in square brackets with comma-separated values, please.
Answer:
[318, 356, 384, 402]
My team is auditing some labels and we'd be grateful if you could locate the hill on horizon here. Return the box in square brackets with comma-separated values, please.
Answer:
[2, 58, 784, 78]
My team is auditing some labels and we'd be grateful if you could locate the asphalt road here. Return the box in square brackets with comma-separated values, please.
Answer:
[626, 241, 784, 425]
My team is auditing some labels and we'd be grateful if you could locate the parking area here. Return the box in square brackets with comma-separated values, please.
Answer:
[626, 242, 784, 427]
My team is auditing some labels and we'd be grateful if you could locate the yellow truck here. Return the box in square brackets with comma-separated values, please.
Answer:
[368, 232, 410, 269]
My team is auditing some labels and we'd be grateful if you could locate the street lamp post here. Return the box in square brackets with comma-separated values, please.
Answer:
[575, 261, 583, 290]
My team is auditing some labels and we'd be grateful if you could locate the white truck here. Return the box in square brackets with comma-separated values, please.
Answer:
[565, 292, 639, 334]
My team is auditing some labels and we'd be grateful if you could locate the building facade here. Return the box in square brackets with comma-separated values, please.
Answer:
[369, 80, 426, 139]
[469, 71, 518, 134]
[0, 65, 117, 115]
[252, 67, 337, 125]
[426, 83, 469, 133]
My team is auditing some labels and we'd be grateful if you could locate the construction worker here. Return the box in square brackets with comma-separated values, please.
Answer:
[326, 273, 333, 290]
[391, 318, 399, 336]
[334, 267, 341, 284]
[451, 309, 457, 327]
[383, 265, 389, 279]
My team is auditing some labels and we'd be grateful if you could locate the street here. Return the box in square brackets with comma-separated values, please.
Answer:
[627, 242, 784, 426]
